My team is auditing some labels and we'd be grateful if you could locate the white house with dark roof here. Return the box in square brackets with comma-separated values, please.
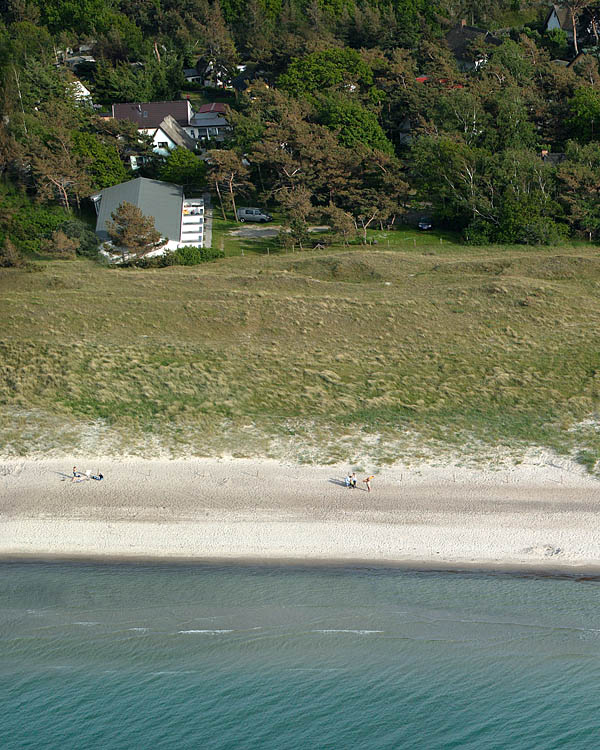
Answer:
[128, 114, 198, 169]
[545, 4, 574, 39]
[91, 177, 204, 253]
[111, 100, 194, 129]
[184, 67, 203, 83]
[186, 102, 231, 142]
[110, 101, 199, 166]
[110, 99, 231, 148]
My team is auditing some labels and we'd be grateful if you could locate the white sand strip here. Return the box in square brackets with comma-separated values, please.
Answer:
[1, 457, 600, 569]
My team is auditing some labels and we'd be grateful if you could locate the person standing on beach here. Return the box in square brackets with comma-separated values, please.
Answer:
[363, 475, 374, 492]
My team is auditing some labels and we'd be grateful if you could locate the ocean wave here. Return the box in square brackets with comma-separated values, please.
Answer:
[312, 629, 384, 635]
[72, 621, 100, 626]
[128, 627, 149, 633]
[177, 629, 234, 634]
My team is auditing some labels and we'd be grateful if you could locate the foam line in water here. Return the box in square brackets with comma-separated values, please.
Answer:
[312, 629, 384, 635]
[177, 629, 234, 634]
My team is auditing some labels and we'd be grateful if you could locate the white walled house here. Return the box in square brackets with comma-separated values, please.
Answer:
[128, 114, 197, 169]
[545, 4, 573, 39]
[112, 101, 196, 165]
[184, 103, 231, 143]
[91, 177, 204, 256]
[184, 67, 203, 83]
[69, 79, 93, 105]
[112, 100, 193, 127]
[110, 100, 231, 152]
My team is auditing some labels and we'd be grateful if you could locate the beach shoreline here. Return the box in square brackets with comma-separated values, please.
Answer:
[2, 456, 600, 572]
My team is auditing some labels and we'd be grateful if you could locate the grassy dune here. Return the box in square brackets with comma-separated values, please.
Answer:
[2, 237, 600, 467]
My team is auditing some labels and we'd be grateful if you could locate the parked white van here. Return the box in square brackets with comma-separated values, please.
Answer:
[236, 207, 272, 223]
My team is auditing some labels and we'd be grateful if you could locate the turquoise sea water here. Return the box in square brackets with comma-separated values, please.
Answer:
[1, 562, 600, 750]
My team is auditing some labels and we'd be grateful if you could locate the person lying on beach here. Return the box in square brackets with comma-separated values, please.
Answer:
[70, 471, 103, 483]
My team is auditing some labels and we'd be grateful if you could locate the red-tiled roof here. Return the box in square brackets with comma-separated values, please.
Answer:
[196, 102, 227, 114]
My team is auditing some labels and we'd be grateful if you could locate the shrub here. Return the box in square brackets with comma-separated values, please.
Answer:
[60, 219, 100, 257]
[0, 238, 26, 267]
[0, 186, 98, 259]
[9, 204, 70, 254]
[171, 245, 224, 265]
[576, 449, 597, 473]
[520, 216, 568, 246]
[124, 245, 224, 268]
[40, 230, 79, 259]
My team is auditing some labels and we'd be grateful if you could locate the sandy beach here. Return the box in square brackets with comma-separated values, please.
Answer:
[1, 455, 600, 570]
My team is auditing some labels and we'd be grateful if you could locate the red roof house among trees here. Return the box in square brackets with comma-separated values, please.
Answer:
[111, 101, 193, 129]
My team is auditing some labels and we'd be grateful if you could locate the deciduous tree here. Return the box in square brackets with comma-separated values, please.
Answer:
[558, 141, 600, 239]
[316, 95, 394, 154]
[567, 86, 600, 141]
[159, 147, 207, 190]
[278, 48, 373, 98]
[72, 131, 128, 189]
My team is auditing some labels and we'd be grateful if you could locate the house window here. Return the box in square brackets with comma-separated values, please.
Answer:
[143, 111, 148, 117]
[158, 142, 168, 149]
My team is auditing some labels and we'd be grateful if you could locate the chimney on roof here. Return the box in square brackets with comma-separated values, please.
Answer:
[137, 104, 141, 112]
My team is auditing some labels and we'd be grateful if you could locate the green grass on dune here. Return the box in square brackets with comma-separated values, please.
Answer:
[2, 235, 600, 466]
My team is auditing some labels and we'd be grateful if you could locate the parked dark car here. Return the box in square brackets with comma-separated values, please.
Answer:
[418, 217, 433, 230]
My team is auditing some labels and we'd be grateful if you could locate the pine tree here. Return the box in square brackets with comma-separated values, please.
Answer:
[206, 150, 252, 220]
[106, 201, 166, 262]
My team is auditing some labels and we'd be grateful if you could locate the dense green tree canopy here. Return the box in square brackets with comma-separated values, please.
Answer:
[1, 0, 600, 252]
[316, 96, 394, 154]
[278, 49, 374, 98]
[72, 131, 129, 189]
[567, 87, 600, 142]
[158, 147, 207, 189]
